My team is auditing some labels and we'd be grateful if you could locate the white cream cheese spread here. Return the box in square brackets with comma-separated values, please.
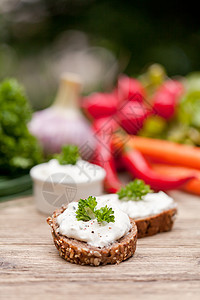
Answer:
[98, 191, 177, 219]
[57, 196, 131, 248]
[31, 159, 105, 183]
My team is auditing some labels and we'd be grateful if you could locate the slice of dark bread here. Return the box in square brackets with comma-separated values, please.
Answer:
[134, 207, 177, 238]
[47, 205, 137, 266]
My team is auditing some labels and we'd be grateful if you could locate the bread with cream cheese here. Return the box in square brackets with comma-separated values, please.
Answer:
[47, 205, 137, 266]
[135, 207, 177, 238]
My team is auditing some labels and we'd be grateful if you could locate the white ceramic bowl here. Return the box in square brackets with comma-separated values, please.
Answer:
[30, 159, 106, 215]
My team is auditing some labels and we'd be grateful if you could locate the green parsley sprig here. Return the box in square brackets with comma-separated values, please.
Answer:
[55, 144, 80, 165]
[95, 205, 115, 223]
[117, 179, 153, 201]
[75, 196, 97, 221]
[76, 196, 115, 223]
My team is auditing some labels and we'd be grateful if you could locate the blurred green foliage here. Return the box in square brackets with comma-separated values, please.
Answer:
[0, 79, 42, 175]
[0, 0, 200, 109]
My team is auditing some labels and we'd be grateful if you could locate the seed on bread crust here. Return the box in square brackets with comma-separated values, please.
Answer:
[47, 206, 137, 266]
[135, 207, 177, 238]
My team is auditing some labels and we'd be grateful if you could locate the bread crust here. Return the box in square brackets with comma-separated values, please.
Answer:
[47, 205, 137, 266]
[134, 207, 177, 238]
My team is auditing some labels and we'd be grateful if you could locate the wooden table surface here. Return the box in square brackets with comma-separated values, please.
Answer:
[0, 191, 200, 300]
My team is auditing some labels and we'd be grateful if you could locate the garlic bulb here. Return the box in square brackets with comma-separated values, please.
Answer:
[29, 73, 96, 159]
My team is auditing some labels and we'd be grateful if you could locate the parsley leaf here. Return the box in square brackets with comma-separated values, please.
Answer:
[75, 196, 115, 223]
[117, 179, 153, 201]
[55, 144, 79, 165]
[76, 196, 97, 221]
[95, 205, 115, 223]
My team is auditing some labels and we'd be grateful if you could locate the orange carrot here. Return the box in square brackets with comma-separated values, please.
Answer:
[124, 135, 200, 170]
[151, 163, 200, 195]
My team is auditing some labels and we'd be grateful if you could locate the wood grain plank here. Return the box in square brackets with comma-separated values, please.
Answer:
[0, 191, 200, 299]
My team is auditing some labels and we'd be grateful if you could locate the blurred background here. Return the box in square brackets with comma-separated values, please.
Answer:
[2, 0, 200, 201]
[1, 0, 200, 109]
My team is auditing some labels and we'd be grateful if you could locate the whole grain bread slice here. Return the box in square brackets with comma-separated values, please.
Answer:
[47, 205, 137, 266]
[134, 207, 177, 238]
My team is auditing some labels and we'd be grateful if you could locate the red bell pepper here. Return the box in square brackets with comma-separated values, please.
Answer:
[92, 145, 122, 193]
[121, 147, 195, 191]
[91, 117, 122, 193]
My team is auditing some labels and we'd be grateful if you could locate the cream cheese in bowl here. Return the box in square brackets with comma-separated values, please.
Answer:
[57, 196, 131, 248]
[30, 159, 106, 215]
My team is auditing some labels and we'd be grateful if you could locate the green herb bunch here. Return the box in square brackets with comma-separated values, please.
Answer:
[55, 144, 80, 165]
[76, 196, 115, 223]
[0, 78, 42, 174]
[117, 179, 153, 201]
